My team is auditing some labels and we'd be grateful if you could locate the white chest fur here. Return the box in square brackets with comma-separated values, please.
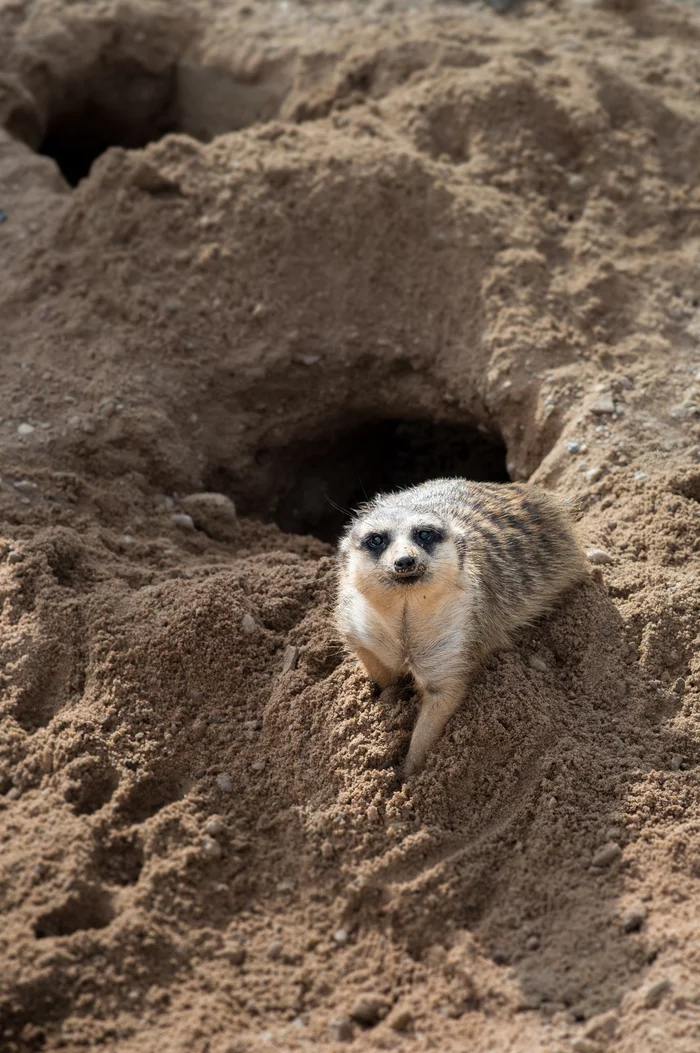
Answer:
[340, 581, 473, 687]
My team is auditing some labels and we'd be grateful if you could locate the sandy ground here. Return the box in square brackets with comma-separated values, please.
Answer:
[1, 0, 700, 1050]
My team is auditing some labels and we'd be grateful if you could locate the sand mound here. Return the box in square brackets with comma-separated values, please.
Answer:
[1, 0, 700, 1050]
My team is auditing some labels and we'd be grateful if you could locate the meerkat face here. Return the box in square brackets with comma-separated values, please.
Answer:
[340, 509, 465, 595]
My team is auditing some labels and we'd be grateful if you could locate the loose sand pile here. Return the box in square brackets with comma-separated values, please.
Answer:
[1, 0, 700, 1050]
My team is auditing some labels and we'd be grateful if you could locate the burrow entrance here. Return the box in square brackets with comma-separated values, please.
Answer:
[28, 50, 286, 185]
[210, 418, 509, 543]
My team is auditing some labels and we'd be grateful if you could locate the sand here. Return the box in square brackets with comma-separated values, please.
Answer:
[1, 0, 700, 1050]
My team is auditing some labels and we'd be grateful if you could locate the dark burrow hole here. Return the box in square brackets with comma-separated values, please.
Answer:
[34, 885, 114, 939]
[37, 57, 284, 186]
[211, 418, 509, 543]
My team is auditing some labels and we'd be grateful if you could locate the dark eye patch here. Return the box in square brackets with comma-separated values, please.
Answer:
[413, 527, 444, 548]
[364, 533, 388, 552]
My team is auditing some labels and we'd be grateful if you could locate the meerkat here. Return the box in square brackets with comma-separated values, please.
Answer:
[335, 478, 588, 778]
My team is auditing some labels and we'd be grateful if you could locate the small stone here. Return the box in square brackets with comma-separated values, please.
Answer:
[584, 467, 603, 483]
[388, 1007, 414, 1032]
[333, 928, 348, 944]
[492, 949, 509, 965]
[525, 934, 541, 951]
[282, 645, 299, 673]
[171, 513, 195, 530]
[216, 773, 234, 793]
[267, 940, 283, 960]
[251, 761, 266, 772]
[618, 375, 634, 390]
[641, 977, 671, 1009]
[7, 550, 24, 564]
[634, 471, 648, 481]
[669, 754, 684, 771]
[180, 492, 239, 542]
[591, 842, 621, 868]
[201, 838, 222, 860]
[351, 994, 390, 1026]
[672, 678, 685, 696]
[6, 786, 20, 800]
[204, 817, 226, 837]
[584, 1010, 618, 1041]
[528, 655, 548, 673]
[329, 1017, 354, 1042]
[13, 479, 37, 492]
[567, 441, 582, 454]
[586, 548, 614, 565]
[621, 906, 646, 933]
[17, 423, 35, 436]
[241, 613, 256, 634]
[591, 391, 616, 415]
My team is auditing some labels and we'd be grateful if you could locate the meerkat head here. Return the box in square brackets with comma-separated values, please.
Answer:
[339, 501, 466, 597]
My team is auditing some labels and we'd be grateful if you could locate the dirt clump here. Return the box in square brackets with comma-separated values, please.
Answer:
[1, 0, 700, 1051]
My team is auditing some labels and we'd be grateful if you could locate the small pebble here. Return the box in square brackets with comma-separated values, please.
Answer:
[251, 760, 266, 772]
[586, 548, 614, 565]
[591, 842, 621, 868]
[672, 677, 685, 696]
[6, 787, 20, 800]
[7, 550, 24, 564]
[241, 613, 256, 634]
[201, 838, 222, 860]
[634, 471, 648, 481]
[267, 940, 283, 960]
[528, 655, 548, 673]
[583, 1010, 618, 1041]
[621, 906, 646, 933]
[567, 440, 582, 454]
[180, 492, 239, 542]
[204, 817, 226, 837]
[591, 391, 615, 415]
[388, 1007, 414, 1032]
[216, 773, 234, 793]
[669, 754, 684, 771]
[584, 467, 603, 483]
[641, 977, 671, 1009]
[282, 645, 299, 673]
[17, 423, 35, 436]
[333, 928, 348, 944]
[329, 1017, 354, 1043]
[525, 934, 540, 951]
[171, 513, 195, 530]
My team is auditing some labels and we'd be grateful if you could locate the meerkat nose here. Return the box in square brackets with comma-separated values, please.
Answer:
[394, 555, 417, 572]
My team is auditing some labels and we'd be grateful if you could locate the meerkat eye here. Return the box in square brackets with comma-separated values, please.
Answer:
[365, 534, 386, 550]
[417, 529, 434, 543]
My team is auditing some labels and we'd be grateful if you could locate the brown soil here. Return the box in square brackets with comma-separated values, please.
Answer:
[1, 0, 700, 1050]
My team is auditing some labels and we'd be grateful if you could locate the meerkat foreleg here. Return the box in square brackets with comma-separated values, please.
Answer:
[354, 645, 397, 690]
[403, 672, 467, 778]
